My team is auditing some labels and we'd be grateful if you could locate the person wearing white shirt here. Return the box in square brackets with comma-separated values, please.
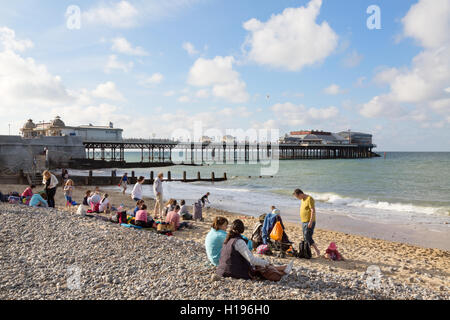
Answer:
[99, 194, 111, 213]
[131, 176, 145, 201]
[153, 172, 164, 218]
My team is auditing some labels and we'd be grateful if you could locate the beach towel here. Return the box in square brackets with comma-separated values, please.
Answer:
[121, 223, 143, 230]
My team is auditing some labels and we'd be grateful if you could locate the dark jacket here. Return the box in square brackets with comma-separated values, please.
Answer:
[216, 237, 253, 280]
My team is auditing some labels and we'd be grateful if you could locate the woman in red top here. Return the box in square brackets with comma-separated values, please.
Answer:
[22, 185, 36, 205]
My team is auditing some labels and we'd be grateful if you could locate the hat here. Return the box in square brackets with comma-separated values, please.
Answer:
[328, 242, 337, 251]
[272, 209, 281, 215]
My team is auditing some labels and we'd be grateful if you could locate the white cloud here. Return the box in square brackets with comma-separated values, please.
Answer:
[105, 54, 134, 73]
[195, 89, 210, 99]
[242, 0, 338, 71]
[178, 95, 190, 103]
[182, 42, 199, 56]
[83, 1, 139, 28]
[0, 27, 33, 52]
[83, 0, 203, 29]
[342, 50, 363, 68]
[361, 0, 450, 126]
[163, 90, 176, 97]
[138, 73, 164, 86]
[188, 56, 249, 103]
[402, 0, 450, 48]
[111, 37, 148, 56]
[271, 102, 339, 127]
[323, 84, 345, 95]
[354, 76, 367, 88]
[0, 50, 70, 107]
[92, 81, 125, 101]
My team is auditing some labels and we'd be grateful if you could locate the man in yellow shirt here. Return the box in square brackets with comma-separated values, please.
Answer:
[294, 189, 320, 257]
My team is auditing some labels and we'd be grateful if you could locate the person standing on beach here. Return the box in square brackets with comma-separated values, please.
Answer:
[43, 170, 58, 208]
[131, 176, 145, 202]
[153, 172, 164, 218]
[293, 189, 320, 257]
[120, 173, 128, 195]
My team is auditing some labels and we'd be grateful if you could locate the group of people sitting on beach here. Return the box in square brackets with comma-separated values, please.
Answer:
[1, 169, 346, 283]
[203, 189, 345, 282]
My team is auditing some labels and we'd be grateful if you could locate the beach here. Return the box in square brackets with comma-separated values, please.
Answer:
[0, 183, 449, 300]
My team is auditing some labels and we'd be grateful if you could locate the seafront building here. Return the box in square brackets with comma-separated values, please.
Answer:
[279, 130, 373, 146]
[20, 116, 123, 142]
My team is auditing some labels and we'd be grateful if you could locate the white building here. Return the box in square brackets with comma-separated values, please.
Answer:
[21, 116, 123, 142]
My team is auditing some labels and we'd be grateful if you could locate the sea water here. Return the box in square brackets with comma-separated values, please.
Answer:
[70, 152, 450, 227]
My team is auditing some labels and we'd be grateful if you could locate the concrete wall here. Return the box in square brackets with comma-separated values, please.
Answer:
[0, 135, 86, 174]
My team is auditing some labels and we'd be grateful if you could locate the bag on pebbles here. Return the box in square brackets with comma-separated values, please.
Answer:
[77, 205, 88, 217]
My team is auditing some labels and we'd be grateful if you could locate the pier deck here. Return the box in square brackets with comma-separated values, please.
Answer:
[82, 140, 378, 164]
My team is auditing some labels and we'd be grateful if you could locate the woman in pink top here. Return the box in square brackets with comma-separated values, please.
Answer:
[166, 205, 190, 230]
[22, 185, 35, 198]
[22, 185, 36, 205]
[135, 205, 155, 228]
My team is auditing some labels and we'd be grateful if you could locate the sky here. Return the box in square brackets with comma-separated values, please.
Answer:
[0, 0, 449, 151]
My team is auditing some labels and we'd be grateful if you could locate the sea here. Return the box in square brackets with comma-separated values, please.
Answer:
[69, 152, 450, 228]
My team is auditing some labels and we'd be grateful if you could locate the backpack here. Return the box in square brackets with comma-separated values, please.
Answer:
[298, 240, 312, 259]
[193, 201, 203, 220]
[270, 221, 284, 242]
[117, 212, 127, 224]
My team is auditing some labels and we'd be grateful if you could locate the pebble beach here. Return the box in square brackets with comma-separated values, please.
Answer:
[0, 184, 449, 300]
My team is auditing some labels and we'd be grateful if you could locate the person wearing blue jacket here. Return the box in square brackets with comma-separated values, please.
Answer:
[29, 192, 48, 208]
[262, 208, 290, 245]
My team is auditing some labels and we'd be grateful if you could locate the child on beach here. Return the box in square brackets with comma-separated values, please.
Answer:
[83, 190, 91, 206]
[88, 189, 101, 212]
[120, 173, 128, 195]
[164, 199, 177, 217]
[166, 205, 189, 230]
[132, 200, 145, 217]
[131, 176, 145, 201]
[135, 204, 155, 228]
[179, 200, 193, 221]
[64, 180, 74, 208]
[99, 194, 111, 213]
[29, 192, 48, 208]
[324, 242, 344, 261]
[22, 185, 35, 205]
[22, 185, 35, 199]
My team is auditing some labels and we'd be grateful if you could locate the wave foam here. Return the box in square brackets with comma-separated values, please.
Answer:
[310, 192, 449, 216]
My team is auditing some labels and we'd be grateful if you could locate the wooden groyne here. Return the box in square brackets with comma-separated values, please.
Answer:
[73, 170, 227, 186]
[0, 170, 227, 186]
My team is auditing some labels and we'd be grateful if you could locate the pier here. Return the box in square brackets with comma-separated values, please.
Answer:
[81, 139, 378, 166]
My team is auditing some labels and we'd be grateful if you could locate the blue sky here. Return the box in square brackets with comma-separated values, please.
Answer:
[0, 0, 449, 151]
